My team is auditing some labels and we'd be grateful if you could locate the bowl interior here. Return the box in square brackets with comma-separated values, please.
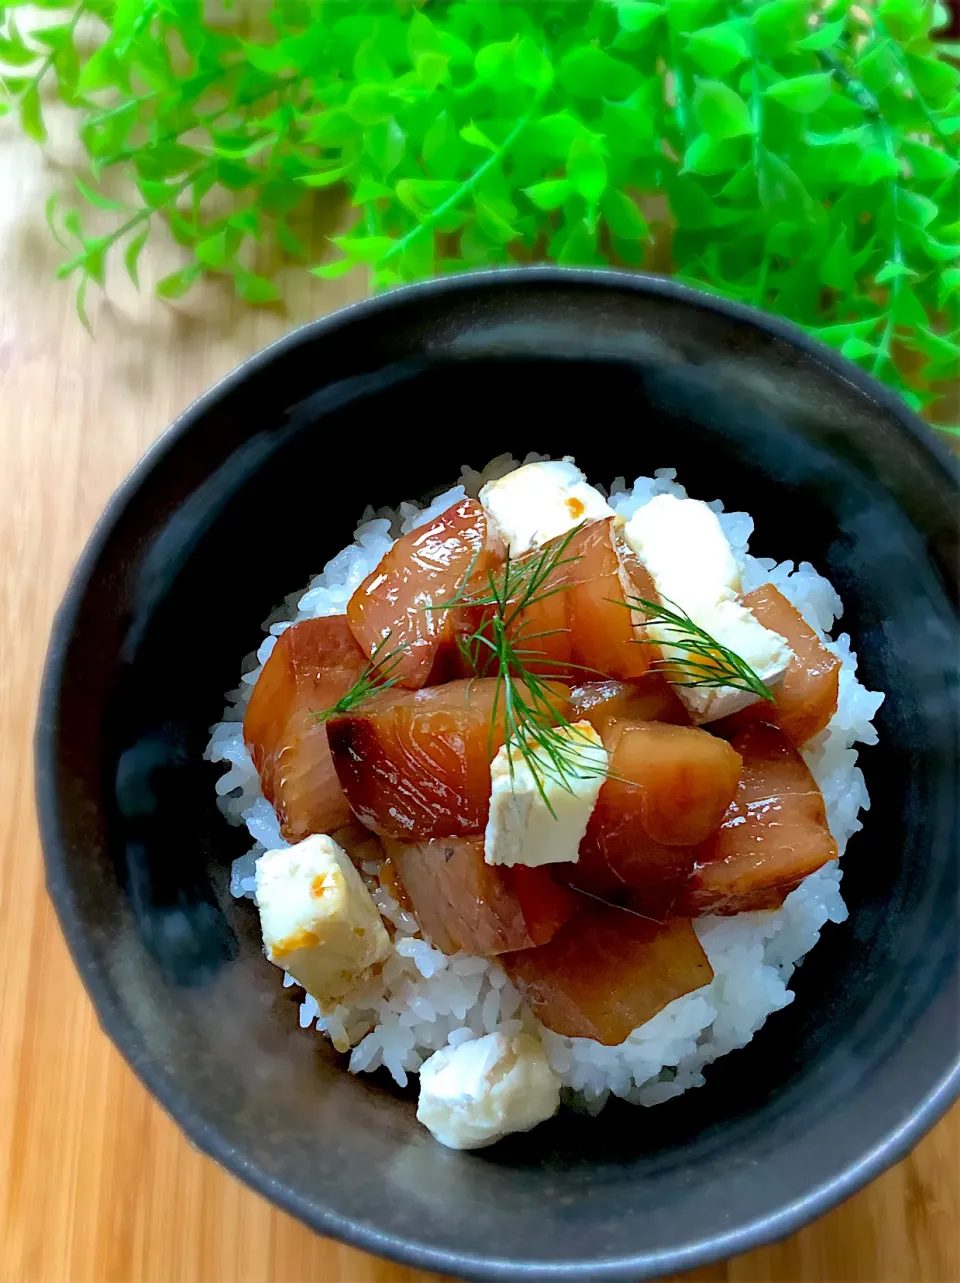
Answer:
[40, 275, 959, 1280]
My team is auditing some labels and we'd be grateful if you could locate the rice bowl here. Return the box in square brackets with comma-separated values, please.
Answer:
[207, 456, 883, 1131]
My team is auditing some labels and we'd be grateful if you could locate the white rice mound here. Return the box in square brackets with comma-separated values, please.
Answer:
[206, 457, 884, 1112]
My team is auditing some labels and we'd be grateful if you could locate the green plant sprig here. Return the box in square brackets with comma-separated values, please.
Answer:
[623, 595, 776, 702]
[3, 0, 957, 428]
[311, 634, 406, 724]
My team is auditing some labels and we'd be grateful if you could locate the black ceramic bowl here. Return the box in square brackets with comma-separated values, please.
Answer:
[37, 269, 959, 1281]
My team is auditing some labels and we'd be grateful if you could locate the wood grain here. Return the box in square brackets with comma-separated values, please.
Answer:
[1, 111, 957, 1283]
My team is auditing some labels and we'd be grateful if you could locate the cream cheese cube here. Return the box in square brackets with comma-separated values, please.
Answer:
[255, 834, 390, 1008]
[479, 459, 613, 557]
[417, 1031, 561, 1149]
[623, 494, 793, 723]
[484, 720, 607, 868]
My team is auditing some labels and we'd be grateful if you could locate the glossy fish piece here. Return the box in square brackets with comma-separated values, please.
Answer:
[503, 905, 714, 1045]
[570, 676, 691, 732]
[243, 617, 368, 843]
[505, 519, 656, 682]
[683, 722, 838, 914]
[387, 837, 581, 956]
[570, 720, 742, 909]
[326, 677, 572, 841]
[721, 584, 841, 746]
[346, 498, 503, 690]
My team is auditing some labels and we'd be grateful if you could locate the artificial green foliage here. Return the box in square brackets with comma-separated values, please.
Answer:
[1, 0, 958, 429]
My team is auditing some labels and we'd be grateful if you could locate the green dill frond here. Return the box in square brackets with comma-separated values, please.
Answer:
[624, 595, 775, 703]
[311, 634, 406, 723]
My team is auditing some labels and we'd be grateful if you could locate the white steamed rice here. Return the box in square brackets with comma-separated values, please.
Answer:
[205, 456, 884, 1112]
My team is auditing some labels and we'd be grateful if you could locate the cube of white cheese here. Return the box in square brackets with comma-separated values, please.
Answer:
[254, 834, 390, 1008]
[623, 494, 793, 723]
[484, 720, 607, 868]
[479, 459, 613, 557]
[417, 1031, 561, 1149]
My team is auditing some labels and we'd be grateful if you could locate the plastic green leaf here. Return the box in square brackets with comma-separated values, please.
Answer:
[33, 23, 69, 51]
[76, 178, 124, 211]
[475, 199, 517, 244]
[310, 258, 354, 281]
[899, 191, 939, 228]
[567, 138, 607, 204]
[415, 52, 450, 91]
[234, 269, 280, 305]
[474, 41, 518, 91]
[305, 110, 357, 147]
[558, 46, 639, 99]
[840, 336, 879, 361]
[616, 2, 665, 35]
[43, 194, 67, 248]
[408, 10, 442, 60]
[600, 188, 649, 239]
[764, 73, 834, 114]
[123, 226, 149, 290]
[460, 122, 497, 151]
[365, 120, 406, 175]
[75, 277, 90, 333]
[155, 264, 202, 300]
[820, 230, 853, 291]
[719, 165, 757, 200]
[797, 19, 846, 51]
[354, 40, 393, 85]
[752, 0, 809, 55]
[893, 287, 930, 330]
[400, 230, 435, 279]
[918, 236, 960, 262]
[682, 133, 745, 175]
[667, 0, 722, 37]
[937, 267, 960, 308]
[529, 112, 583, 159]
[693, 79, 753, 139]
[759, 151, 814, 215]
[904, 328, 960, 365]
[686, 21, 750, 76]
[0, 38, 39, 68]
[515, 36, 553, 90]
[331, 234, 398, 263]
[63, 209, 84, 242]
[346, 83, 394, 126]
[20, 82, 46, 143]
[422, 112, 461, 175]
[298, 167, 349, 189]
[853, 148, 901, 185]
[857, 42, 898, 95]
[875, 262, 919, 284]
[524, 179, 572, 211]
[879, 0, 927, 41]
[670, 174, 740, 229]
[396, 178, 459, 217]
[557, 218, 599, 265]
[905, 53, 960, 105]
[349, 178, 392, 205]
[812, 318, 885, 344]
[901, 140, 958, 182]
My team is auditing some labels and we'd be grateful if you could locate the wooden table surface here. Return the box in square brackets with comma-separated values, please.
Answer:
[1, 111, 957, 1283]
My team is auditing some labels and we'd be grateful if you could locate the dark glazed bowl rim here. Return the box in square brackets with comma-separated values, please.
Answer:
[35, 267, 960, 1281]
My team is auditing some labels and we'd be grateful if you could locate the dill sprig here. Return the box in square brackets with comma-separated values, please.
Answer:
[441, 529, 610, 813]
[311, 635, 406, 724]
[623, 595, 775, 703]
